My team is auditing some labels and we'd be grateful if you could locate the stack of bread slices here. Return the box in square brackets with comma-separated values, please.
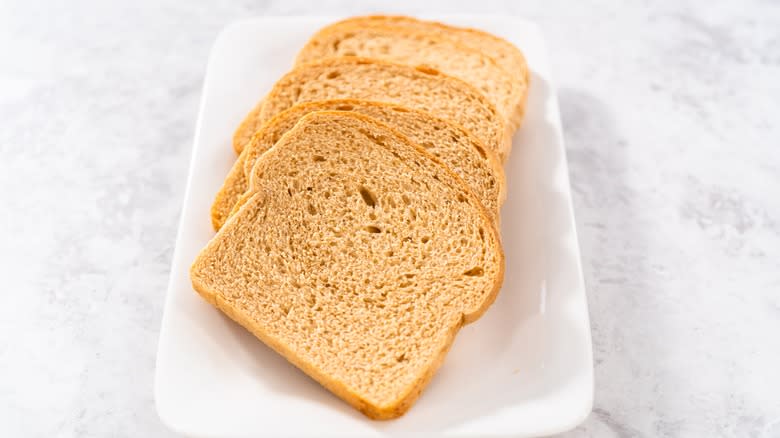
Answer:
[191, 15, 529, 419]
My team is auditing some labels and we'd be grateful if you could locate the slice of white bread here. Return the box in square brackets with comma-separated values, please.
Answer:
[211, 99, 506, 231]
[314, 15, 530, 129]
[294, 24, 524, 130]
[192, 111, 505, 419]
[232, 57, 509, 161]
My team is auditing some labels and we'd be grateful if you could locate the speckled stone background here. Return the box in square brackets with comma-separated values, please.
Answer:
[1, 1, 779, 437]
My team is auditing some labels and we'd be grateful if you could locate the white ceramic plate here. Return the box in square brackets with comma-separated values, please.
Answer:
[155, 16, 593, 438]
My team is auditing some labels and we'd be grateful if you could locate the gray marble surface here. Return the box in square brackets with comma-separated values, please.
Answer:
[1, 0, 779, 436]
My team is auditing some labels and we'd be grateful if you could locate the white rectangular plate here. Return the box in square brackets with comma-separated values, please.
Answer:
[155, 16, 593, 438]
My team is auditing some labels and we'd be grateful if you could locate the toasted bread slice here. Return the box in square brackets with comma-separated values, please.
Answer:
[232, 57, 508, 160]
[192, 111, 504, 419]
[294, 24, 524, 130]
[211, 100, 505, 230]
[315, 15, 530, 129]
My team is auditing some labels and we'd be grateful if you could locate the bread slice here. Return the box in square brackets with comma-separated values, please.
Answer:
[232, 57, 508, 161]
[294, 24, 524, 130]
[211, 99, 505, 231]
[192, 111, 504, 419]
[314, 15, 530, 129]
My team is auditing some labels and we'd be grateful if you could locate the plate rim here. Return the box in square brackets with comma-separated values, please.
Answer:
[154, 15, 594, 438]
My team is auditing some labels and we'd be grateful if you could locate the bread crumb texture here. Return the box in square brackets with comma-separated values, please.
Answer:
[193, 112, 504, 418]
[211, 99, 505, 230]
[233, 57, 506, 160]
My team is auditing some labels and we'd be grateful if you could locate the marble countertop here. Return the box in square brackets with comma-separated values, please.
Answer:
[1, 0, 778, 436]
